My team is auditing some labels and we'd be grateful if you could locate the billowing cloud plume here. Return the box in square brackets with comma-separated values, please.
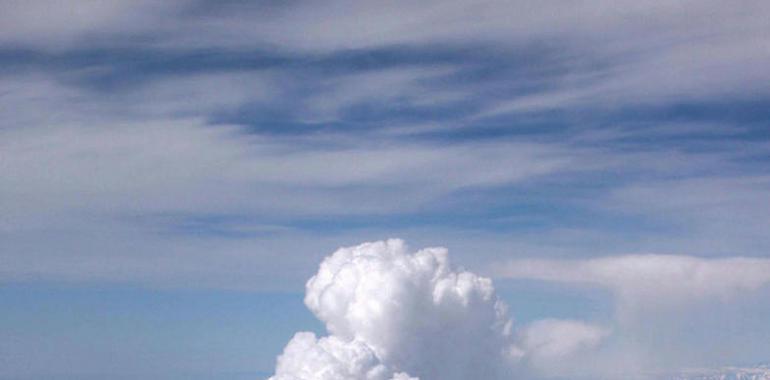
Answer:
[269, 239, 519, 380]
[271, 332, 416, 380]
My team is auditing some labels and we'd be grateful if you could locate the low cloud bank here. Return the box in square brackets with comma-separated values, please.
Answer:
[269, 239, 521, 380]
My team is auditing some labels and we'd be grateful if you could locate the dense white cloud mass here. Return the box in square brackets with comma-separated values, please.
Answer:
[271, 332, 416, 380]
[269, 239, 519, 380]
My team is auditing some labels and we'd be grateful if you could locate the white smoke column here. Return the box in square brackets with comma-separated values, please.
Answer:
[269, 239, 519, 380]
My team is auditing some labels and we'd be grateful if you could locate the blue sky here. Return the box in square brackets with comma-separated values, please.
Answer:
[1, 1, 770, 379]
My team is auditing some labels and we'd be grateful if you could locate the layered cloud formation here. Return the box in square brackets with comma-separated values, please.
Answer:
[269, 239, 520, 380]
[499, 254, 770, 302]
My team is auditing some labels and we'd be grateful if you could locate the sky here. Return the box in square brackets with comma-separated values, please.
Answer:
[1, 0, 770, 379]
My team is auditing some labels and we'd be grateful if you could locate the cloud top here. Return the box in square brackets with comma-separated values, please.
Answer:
[270, 239, 518, 380]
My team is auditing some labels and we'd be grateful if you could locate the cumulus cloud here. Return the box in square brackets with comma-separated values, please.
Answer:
[269, 239, 520, 380]
[271, 332, 416, 380]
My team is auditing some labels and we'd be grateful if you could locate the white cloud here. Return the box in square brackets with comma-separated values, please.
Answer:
[0, 0, 182, 50]
[0, 74, 574, 234]
[271, 332, 416, 380]
[497, 254, 770, 376]
[269, 239, 520, 380]
[519, 319, 608, 360]
[498, 254, 770, 302]
[188, 0, 770, 108]
[3, 3, 770, 376]
[5, 0, 769, 108]
[3, 73, 770, 295]
[0, 73, 579, 289]
[518, 319, 610, 378]
[0, 116, 570, 230]
[2, 2, 770, 354]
